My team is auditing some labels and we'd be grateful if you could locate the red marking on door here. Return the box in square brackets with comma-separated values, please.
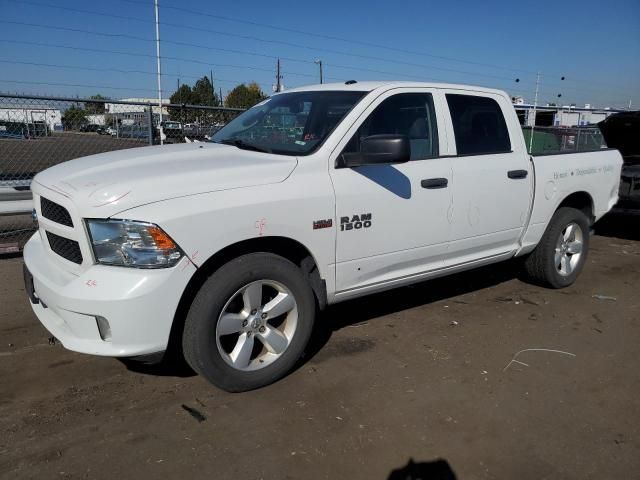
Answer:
[255, 218, 267, 236]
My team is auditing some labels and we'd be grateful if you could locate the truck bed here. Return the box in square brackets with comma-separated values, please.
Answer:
[519, 148, 623, 253]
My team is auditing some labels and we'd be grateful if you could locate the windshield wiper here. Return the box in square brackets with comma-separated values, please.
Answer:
[218, 138, 272, 153]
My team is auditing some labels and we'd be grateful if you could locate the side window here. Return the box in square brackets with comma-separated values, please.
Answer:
[343, 93, 439, 160]
[446, 94, 511, 155]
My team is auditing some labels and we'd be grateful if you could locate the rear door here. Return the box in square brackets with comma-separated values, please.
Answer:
[443, 91, 532, 264]
[330, 88, 453, 294]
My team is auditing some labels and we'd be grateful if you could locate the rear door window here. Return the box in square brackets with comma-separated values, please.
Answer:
[446, 94, 511, 155]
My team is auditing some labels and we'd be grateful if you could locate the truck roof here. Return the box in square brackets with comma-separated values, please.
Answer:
[284, 81, 508, 97]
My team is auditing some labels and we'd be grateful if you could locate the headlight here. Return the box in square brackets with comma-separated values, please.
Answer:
[86, 219, 183, 268]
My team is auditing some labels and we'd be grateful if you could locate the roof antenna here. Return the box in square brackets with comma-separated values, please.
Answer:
[345, 80, 357, 85]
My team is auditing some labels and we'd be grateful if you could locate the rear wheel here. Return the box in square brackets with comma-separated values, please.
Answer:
[523, 207, 590, 288]
[182, 253, 316, 392]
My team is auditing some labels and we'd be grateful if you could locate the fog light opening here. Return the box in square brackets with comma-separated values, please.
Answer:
[96, 316, 112, 342]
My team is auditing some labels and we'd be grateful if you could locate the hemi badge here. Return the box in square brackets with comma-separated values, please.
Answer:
[313, 219, 333, 230]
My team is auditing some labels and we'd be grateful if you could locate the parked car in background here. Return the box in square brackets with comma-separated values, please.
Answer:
[116, 125, 150, 140]
[24, 81, 622, 392]
[598, 111, 640, 212]
[157, 121, 183, 143]
[79, 124, 100, 133]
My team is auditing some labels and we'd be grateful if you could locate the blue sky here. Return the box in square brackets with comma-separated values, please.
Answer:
[0, 0, 638, 108]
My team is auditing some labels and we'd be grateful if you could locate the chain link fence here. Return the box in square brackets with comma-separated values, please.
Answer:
[523, 126, 607, 155]
[0, 94, 243, 253]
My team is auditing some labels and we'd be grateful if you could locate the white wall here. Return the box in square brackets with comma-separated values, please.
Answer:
[555, 110, 612, 126]
[86, 114, 106, 125]
[0, 108, 62, 129]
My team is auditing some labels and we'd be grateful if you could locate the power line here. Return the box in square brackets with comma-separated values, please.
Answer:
[112, 0, 640, 95]
[0, 79, 158, 92]
[0, 56, 599, 105]
[1, 17, 607, 98]
[0, 47, 624, 106]
[2, 15, 534, 85]
[0, 78, 281, 97]
[4, 10, 635, 100]
[0, 60, 275, 90]
[0, 56, 536, 100]
[159, 20, 540, 84]
[0, 20, 317, 67]
[0, 20, 153, 42]
[9, 0, 150, 24]
[0, 58, 536, 98]
[0, 39, 318, 79]
[115, 0, 535, 75]
[5, 0, 638, 101]
[0, 21, 534, 93]
[4, 1, 546, 86]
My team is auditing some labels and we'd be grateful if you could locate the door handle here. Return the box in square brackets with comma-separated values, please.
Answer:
[421, 178, 448, 189]
[508, 169, 528, 179]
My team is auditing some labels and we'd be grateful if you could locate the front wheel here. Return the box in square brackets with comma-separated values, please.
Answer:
[182, 253, 316, 392]
[523, 207, 590, 288]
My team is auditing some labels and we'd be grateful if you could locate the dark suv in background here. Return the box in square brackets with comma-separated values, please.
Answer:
[599, 112, 640, 212]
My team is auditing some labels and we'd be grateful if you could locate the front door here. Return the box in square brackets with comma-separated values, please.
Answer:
[330, 89, 453, 294]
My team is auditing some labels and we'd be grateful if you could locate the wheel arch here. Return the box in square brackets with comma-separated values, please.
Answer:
[556, 191, 595, 224]
[166, 236, 327, 359]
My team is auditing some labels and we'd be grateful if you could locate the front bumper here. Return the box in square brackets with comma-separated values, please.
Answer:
[23, 233, 195, 357]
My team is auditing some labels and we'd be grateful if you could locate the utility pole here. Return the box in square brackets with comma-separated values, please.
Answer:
[275, 58, 283, 93]
[178, 77, 183, 124]
[210, 69, 215, 101]
[528, 72, 540, 154]
[315, 59, 323, 84]
[154, 0, 163, 145]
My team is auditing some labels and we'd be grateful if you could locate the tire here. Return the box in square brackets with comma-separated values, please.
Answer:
[182, 253, 316, 392]
[523, 207, 590, 288]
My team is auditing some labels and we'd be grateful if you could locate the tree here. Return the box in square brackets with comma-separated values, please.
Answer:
[167, 77, 224, 124]
[85, 94, 110, 114]
[192, 76, 219, 107]
[225, 82, 267, 109]
[168, 84, 196, 123]
[61, 104, 87, 130]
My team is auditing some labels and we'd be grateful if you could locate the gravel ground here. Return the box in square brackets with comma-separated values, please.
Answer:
[0, 214, 638, 479]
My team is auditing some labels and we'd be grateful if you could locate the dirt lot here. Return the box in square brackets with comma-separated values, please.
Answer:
[1, 215, 639, 479]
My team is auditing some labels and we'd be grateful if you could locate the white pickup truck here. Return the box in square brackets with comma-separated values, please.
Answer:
[24, 81, 622, 391]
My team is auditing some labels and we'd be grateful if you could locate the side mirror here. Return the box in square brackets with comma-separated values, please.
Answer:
[339, 134, 410, 168]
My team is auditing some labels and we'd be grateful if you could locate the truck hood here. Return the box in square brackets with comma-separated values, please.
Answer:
[34, 142, 297, 217]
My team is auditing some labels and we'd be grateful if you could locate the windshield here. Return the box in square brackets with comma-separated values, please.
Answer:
[211, 90, 366, 155]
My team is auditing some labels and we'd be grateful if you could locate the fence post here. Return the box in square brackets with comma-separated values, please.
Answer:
[147, 107, 153, 146]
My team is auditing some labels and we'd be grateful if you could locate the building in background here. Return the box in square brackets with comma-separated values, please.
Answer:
[554, 108, 610, 126]
[106, 98, 169, 125]
[512, 102, 615, 127]
[0, 103, 62, 135]
[85, 114, 106, 126]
